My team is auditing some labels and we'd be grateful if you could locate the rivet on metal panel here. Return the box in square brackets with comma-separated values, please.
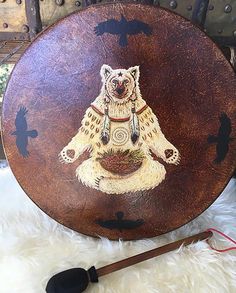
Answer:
[187, 5, 192, 11]
[3, 23, 8, 29]
[224, 4, 232, 13]
[218, 29, 223, 34]
[169, 0, 177, 9]
[208, 4, 214, 10]
[75, 1, 81, 6]
[22, 25, 30, 33]
[55, 0, 64, 6]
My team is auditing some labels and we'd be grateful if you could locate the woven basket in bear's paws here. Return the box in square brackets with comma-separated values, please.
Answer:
[97, 149, 144, 176]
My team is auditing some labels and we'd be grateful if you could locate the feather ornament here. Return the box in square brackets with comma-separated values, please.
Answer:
[101, 105, 110, 145]
[130, 102, 140, 144]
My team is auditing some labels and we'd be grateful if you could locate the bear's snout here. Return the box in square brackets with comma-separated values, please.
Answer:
[116, 87, 125, 95]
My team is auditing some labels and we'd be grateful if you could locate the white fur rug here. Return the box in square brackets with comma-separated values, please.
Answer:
[0, 166, 236, 293]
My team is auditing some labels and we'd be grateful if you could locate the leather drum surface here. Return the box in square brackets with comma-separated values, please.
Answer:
[2, 3, 236, 240]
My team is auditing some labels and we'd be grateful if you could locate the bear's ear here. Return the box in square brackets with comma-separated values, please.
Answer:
[100, 64, 113, 81]
[128, 66, 140, 82]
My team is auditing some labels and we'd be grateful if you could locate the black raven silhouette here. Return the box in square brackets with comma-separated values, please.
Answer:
[96, 211, 144, 232]
[207, 113, 234, 164]
[11, 106, 38, 158]
[94, 14, 152, 47]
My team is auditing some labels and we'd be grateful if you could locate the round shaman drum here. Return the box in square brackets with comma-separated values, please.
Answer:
[1, 2, 236, 240]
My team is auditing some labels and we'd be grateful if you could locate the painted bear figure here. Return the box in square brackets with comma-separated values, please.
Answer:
[59, 64, 180, 194]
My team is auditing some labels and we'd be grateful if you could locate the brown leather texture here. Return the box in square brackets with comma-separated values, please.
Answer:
[2, 2, 236, 240]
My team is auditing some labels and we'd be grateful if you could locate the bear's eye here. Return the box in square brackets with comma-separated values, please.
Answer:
[123, 79, 129, 84]
[112, 79, 118, 85]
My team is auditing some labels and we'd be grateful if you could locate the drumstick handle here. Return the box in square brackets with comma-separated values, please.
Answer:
[97, 230, 213, 277]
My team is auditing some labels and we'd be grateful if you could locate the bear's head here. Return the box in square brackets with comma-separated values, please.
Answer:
[100, 64, 140, 103]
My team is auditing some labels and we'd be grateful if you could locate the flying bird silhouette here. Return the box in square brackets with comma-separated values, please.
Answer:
[207, 113, 234, 163]
[11, 106, 38, 158]
[94, 14, 152, 47]
[96, 211, 144, 232]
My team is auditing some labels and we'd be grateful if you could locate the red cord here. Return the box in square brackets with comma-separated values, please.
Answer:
[206, 228, 236, 252]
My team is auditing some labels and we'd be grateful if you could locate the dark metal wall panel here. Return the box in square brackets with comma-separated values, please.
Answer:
[0, 0, 236, 63]
[0, 0, 28, 33]
[158, 0, 236, 41]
